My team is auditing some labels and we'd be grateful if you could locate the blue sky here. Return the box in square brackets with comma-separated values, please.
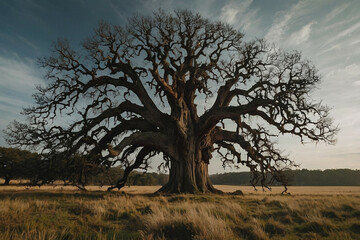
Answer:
[0, 0, 359, 173]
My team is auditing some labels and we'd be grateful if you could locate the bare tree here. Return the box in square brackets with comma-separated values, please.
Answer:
[5, 10, 337, 193]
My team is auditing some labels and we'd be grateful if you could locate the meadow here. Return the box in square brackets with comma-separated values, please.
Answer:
[0, 184, 360, 240]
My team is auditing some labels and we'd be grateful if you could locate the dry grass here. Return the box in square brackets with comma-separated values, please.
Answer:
[0, 185, 359, 239]
[2, 182, 360, 195]
[216, 185, 360, 195]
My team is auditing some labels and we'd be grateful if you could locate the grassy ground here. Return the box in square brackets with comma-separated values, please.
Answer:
[0, 186, 359, 239]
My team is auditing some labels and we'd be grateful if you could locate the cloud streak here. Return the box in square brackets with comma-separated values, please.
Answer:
[0, 53, 44, 146]
[265, 0, 310, 43]
[323, 3, 349, 23]
[287, 21, 316, 45]
[0, 54, 43, 92]
[219, 0, 253, 25]
[323, 21, 360, 48]
[219, 0, 260, 38]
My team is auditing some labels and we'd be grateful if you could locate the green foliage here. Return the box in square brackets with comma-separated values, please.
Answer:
[0, 147, 169, 188]
[87, 168, 168, 186]
[127, 172, 168, 186]
[210, 172, 252, 185]
[285, 169, 360, 186]
[0, 147, 40, 185]
[210, 169, 360, 186]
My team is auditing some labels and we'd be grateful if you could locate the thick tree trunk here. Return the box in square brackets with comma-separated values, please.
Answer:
[157, 140, 221, 194]
[157, 101, 222, 194]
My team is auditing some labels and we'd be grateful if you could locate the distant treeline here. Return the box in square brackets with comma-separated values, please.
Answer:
[0, 147, 169, 187]
[87, 167, 169, 186]
[210, 169, 360, 186]
[92, 168, 360, 186]
[1, 146, 359, 187]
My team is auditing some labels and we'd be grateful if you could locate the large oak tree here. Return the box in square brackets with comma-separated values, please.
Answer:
[5, 10, 337, 193]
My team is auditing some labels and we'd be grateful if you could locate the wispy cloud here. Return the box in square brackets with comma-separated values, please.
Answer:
[0, 95, 29, 114]
[265, 0, 311, 43]
[320, 21, 360, 51]
[287, 21, 316, 45]
[0, 54, 44, 145]
[323, 3, 349, 23]
[16, 34, 39, 51]
[219, 0, 260, 38]
[0, 54, 43, 91]
[262, 0, 360, 170]
[320, 15, 360, 35]
[265, 0, 316, 44]
[316, 64, 360, 158]
[324, 64, 360, 86]
[219, 0, 253, 25]
[265, 13, 291, 43]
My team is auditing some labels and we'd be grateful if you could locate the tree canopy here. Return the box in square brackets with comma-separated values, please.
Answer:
[0, 147, 39, 185]
[5, 10, 337, 193]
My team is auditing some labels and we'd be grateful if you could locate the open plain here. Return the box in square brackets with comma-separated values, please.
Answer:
[0, 184, 360, 239]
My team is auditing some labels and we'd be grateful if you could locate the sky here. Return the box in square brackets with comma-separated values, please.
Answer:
[0, 0, 359, 173]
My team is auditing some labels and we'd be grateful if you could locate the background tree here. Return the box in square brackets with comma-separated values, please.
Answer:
[0, 147, 39, 185]
[5, 10, 337, 193]
[26, 152, 84, 189]
[209, 169, 360, 186]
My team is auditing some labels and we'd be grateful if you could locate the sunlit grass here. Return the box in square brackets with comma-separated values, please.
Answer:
[0, 186, 359, 239]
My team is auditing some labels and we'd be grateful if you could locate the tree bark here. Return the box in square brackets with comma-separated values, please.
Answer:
[157, 138, 221, 194]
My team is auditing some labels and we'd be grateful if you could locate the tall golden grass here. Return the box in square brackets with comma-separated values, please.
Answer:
[0, 187, 360, 239]
[0, 185, 359, 239]
[2, 182, 360, 195]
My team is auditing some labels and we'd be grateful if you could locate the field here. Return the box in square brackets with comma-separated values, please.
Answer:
[0, 185, 360, 240]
